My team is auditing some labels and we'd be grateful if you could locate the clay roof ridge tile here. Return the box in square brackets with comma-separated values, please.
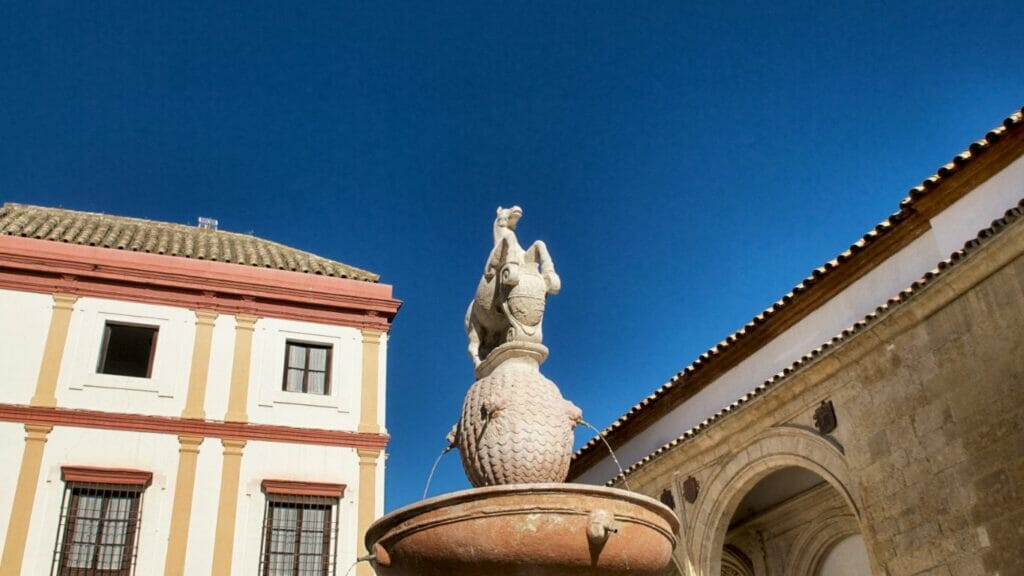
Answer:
[0, 203, 380, 282]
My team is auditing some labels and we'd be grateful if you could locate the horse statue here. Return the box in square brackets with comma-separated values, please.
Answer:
[465, 206, 561, 369]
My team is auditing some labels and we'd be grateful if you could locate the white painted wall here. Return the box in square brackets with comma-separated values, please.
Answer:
[377, 334, 389, 434]
[0, 421, 26, 562]
[0, 283, 389, 574]
[21, 427, 178, 575]
[248, 317, 364, 430]
[229, 441, 361, 576]
[0, 289, 53, 405]
[182, 436, 225, 575]
[576, 155, 1024, 484]
[0, 289, 383, 434]
[930, 155, 1024, 257]
[818, 534, 871, 576]
[8, 428, 364, 576]
[202, 313, 238, 420]
[55, 297, 195, 418]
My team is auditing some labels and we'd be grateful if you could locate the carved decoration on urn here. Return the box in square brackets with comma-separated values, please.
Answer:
[452, 206, 581, 486]
[813, 400, 837, 435]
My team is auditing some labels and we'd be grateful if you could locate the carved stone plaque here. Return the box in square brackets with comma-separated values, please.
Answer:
[659, 488, 675, 509]
[682, 476, 699, 504]
[813, 400, 837, 435]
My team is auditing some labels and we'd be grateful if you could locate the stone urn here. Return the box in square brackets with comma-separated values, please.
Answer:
[456, 346, 581, 486]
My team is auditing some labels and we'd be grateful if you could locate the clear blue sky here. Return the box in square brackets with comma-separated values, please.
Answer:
[1, 2, 1020, 511]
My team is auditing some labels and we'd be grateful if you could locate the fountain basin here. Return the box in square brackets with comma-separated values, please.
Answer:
[365, 483, 679, 576]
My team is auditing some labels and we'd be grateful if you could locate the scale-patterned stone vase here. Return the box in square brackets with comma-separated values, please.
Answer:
[456, 354, 581, 486]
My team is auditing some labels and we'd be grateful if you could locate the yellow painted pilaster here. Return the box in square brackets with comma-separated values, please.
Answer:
[224, 315, 258, 423]
[357, 330, 383, 434]
[210, 438, 246, 576]
[181, 311, 218, 420]
[0, 424, 53, 576]
[356, 448, 380, 576]
[30, 293, 78, 407]
[163, 436, 204, 576]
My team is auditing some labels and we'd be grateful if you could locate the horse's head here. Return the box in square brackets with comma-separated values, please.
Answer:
[495, 206, 523, 231]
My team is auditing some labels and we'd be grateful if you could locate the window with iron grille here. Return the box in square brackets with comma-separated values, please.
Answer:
[282, 341, 332, 395]
[260, 481, 345, 576]
[96, 322, 159, 378]
[51, 467, 151, 576]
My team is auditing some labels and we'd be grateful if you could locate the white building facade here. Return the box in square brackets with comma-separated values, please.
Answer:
[0, 204, 400, 576]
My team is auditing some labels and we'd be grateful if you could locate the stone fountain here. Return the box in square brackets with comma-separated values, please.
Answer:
[365, 207, 678, 576]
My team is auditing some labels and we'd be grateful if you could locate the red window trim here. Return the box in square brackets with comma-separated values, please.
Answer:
[261, 479, 346, 499]
[61, 466, 153, 487]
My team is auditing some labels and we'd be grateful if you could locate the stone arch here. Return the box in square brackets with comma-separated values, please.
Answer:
[784, 509, 861, 575]
[689, 426, 860, 576]
[721, 544, 755, 576]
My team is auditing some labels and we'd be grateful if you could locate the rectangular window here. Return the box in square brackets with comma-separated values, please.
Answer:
[282, 342, 332, 395]
[97, 322, 159, 378]
[259, 481, 344, 576]
[52, 468, 151, 576]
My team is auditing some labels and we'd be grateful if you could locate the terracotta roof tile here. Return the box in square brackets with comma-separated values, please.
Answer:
[601, 198, 1024, 485]
[574, 106, 1024, 467]
[0, 203, 380, 282]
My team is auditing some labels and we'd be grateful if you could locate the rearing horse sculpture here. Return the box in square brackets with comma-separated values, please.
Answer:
[465, 206, 560, 368]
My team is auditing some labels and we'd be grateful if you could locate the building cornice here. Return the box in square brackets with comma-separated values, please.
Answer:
[0, 403, 390, 450]
[0, 235, 401, 332]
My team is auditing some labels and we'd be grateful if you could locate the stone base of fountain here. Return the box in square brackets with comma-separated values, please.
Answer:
[365, 483, 679, 576]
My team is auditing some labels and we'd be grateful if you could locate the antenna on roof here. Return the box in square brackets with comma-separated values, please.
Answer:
[197, 217, 219, 231]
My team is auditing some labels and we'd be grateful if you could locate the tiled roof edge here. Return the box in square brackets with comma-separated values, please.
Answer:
[574, 106, 1024, 465]
[602, 197, 1024, 486]
[0, 203, 381, 282]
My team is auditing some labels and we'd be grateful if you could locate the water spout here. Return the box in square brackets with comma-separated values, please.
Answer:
[422, 445, 453, 499]
[579, 419, 632, 492]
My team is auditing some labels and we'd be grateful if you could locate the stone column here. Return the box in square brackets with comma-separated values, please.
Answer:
[358, 330, 383, 434]
[0, 424, 54, 576]
[210, 438, 246, 576]
[225, 315, 258, 423]
[181, 310, 218, 420]
[30, 293, 78, 407]
[356, 448, 381, 576]
[163, 435, 205, 576]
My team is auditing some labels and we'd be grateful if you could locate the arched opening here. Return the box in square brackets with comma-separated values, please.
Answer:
[817, 535, 872, 576]
[718, 466, 869, 576]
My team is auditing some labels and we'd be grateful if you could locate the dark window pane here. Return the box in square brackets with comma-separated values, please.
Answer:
[99, 323, 158, 378]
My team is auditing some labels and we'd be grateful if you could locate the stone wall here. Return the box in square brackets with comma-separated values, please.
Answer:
[622, 207, 1024, 575]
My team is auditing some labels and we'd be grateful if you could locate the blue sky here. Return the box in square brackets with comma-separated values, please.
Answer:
[1, 1, 1020, 511]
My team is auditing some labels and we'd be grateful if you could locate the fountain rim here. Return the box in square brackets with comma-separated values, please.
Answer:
[366, 482, 680, 548]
